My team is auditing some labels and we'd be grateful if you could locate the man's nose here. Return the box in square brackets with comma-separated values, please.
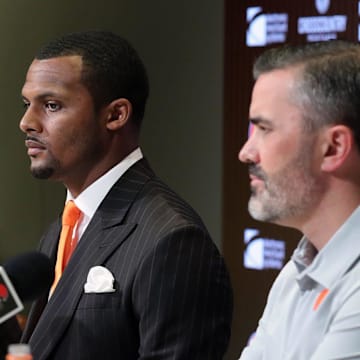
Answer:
[19, 106, 41, 134]
[238, 137, 259, 164]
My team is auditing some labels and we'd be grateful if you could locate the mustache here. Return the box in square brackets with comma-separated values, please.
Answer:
[248, 164, 267, 181]
[25, 136, 46, 146]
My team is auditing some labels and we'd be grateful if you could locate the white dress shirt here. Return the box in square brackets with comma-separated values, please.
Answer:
[66, 148, 143, 240]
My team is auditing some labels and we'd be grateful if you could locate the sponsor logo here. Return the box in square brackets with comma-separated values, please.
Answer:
[315, 0, 331, 15]
[297, 0, 346, 42]
[243, 228, 286, 270]
[0, 268, 23, 324]
[246, 6, 288, 47]
[0, 283, 8, 302]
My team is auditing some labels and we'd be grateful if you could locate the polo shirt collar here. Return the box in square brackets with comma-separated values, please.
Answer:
[293, 206, 360, 291]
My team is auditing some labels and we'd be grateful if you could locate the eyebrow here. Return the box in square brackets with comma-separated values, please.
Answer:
[249, 117, 272, 126]
[22, 91, 62, 102]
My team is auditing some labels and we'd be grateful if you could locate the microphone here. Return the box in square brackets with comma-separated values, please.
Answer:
[0, 252, 53, 324]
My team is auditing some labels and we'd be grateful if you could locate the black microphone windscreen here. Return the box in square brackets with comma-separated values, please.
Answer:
[3, 252, 53, 302]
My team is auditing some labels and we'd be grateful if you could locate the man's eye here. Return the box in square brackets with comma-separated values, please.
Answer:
[255, 124, 266, 131]
[46, 102, 60, 112]
[23, 102, 30, 109]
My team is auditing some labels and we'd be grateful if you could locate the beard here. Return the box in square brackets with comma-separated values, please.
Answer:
[29, 154, 60, 180]
[30, 165, 54, 179]
[248, 147, 323, 225]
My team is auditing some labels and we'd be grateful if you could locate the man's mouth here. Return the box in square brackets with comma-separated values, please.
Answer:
[249, 174, 263, 187]
[248, 165, 267, 193]
[25, 138, 46, 157]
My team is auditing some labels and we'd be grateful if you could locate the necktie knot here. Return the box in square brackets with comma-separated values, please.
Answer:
[62, 200, 81, 227]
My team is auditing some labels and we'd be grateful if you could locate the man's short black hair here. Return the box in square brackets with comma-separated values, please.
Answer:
[36, 30, 149, 127]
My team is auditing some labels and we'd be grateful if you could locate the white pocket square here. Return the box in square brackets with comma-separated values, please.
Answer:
[84, 266, 116, 293]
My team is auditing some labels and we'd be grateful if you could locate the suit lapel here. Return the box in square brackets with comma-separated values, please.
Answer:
[27, 159, 154, 359]
[21, 220, 61, 342]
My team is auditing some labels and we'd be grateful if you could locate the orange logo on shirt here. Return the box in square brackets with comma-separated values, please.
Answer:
[313, 288, 329, 310]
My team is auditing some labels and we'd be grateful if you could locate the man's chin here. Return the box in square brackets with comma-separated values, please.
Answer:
[248, 199, 263, 220]
[249, 198, 272, 222]
[30, 166, 54, 180]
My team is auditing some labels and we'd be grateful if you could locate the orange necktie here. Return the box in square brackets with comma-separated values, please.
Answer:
[50, 200, 82, 294]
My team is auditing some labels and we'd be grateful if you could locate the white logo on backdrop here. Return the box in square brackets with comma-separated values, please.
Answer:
[315, 0, 331, 15]
[298, 0, 346, 42]
[243, 228, 286, 270]
[246, 7, 266, 46]
[246, 6, 288, 47]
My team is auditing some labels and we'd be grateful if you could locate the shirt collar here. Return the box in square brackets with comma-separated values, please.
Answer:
[66, 147, 143, 219]
[293, 205, 360, 291]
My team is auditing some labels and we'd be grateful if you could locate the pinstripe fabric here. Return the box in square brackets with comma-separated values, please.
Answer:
[21, 159, 233, 360]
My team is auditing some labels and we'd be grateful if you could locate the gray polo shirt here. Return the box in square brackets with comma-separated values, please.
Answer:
[239, 206, 360, 359]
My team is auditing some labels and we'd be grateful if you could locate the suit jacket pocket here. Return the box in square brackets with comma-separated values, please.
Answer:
[77, 291, 122, 310]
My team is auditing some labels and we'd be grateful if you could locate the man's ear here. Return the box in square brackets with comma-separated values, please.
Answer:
[105, 98, 132, 131]
[321, 125, 353, 172]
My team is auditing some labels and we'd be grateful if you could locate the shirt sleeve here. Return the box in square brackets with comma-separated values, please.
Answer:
[238, 317, 266, 359]
[238, 278, 280, 359]
[239, 261, 295, 360]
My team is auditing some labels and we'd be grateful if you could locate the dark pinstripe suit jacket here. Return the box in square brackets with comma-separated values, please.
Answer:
[21, 159, 233, 359]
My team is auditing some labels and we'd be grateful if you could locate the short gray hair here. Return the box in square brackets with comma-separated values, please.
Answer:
[253, 41, 360, 147]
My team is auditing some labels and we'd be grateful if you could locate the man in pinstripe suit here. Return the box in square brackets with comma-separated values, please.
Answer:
[18, 30, 233, 359]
